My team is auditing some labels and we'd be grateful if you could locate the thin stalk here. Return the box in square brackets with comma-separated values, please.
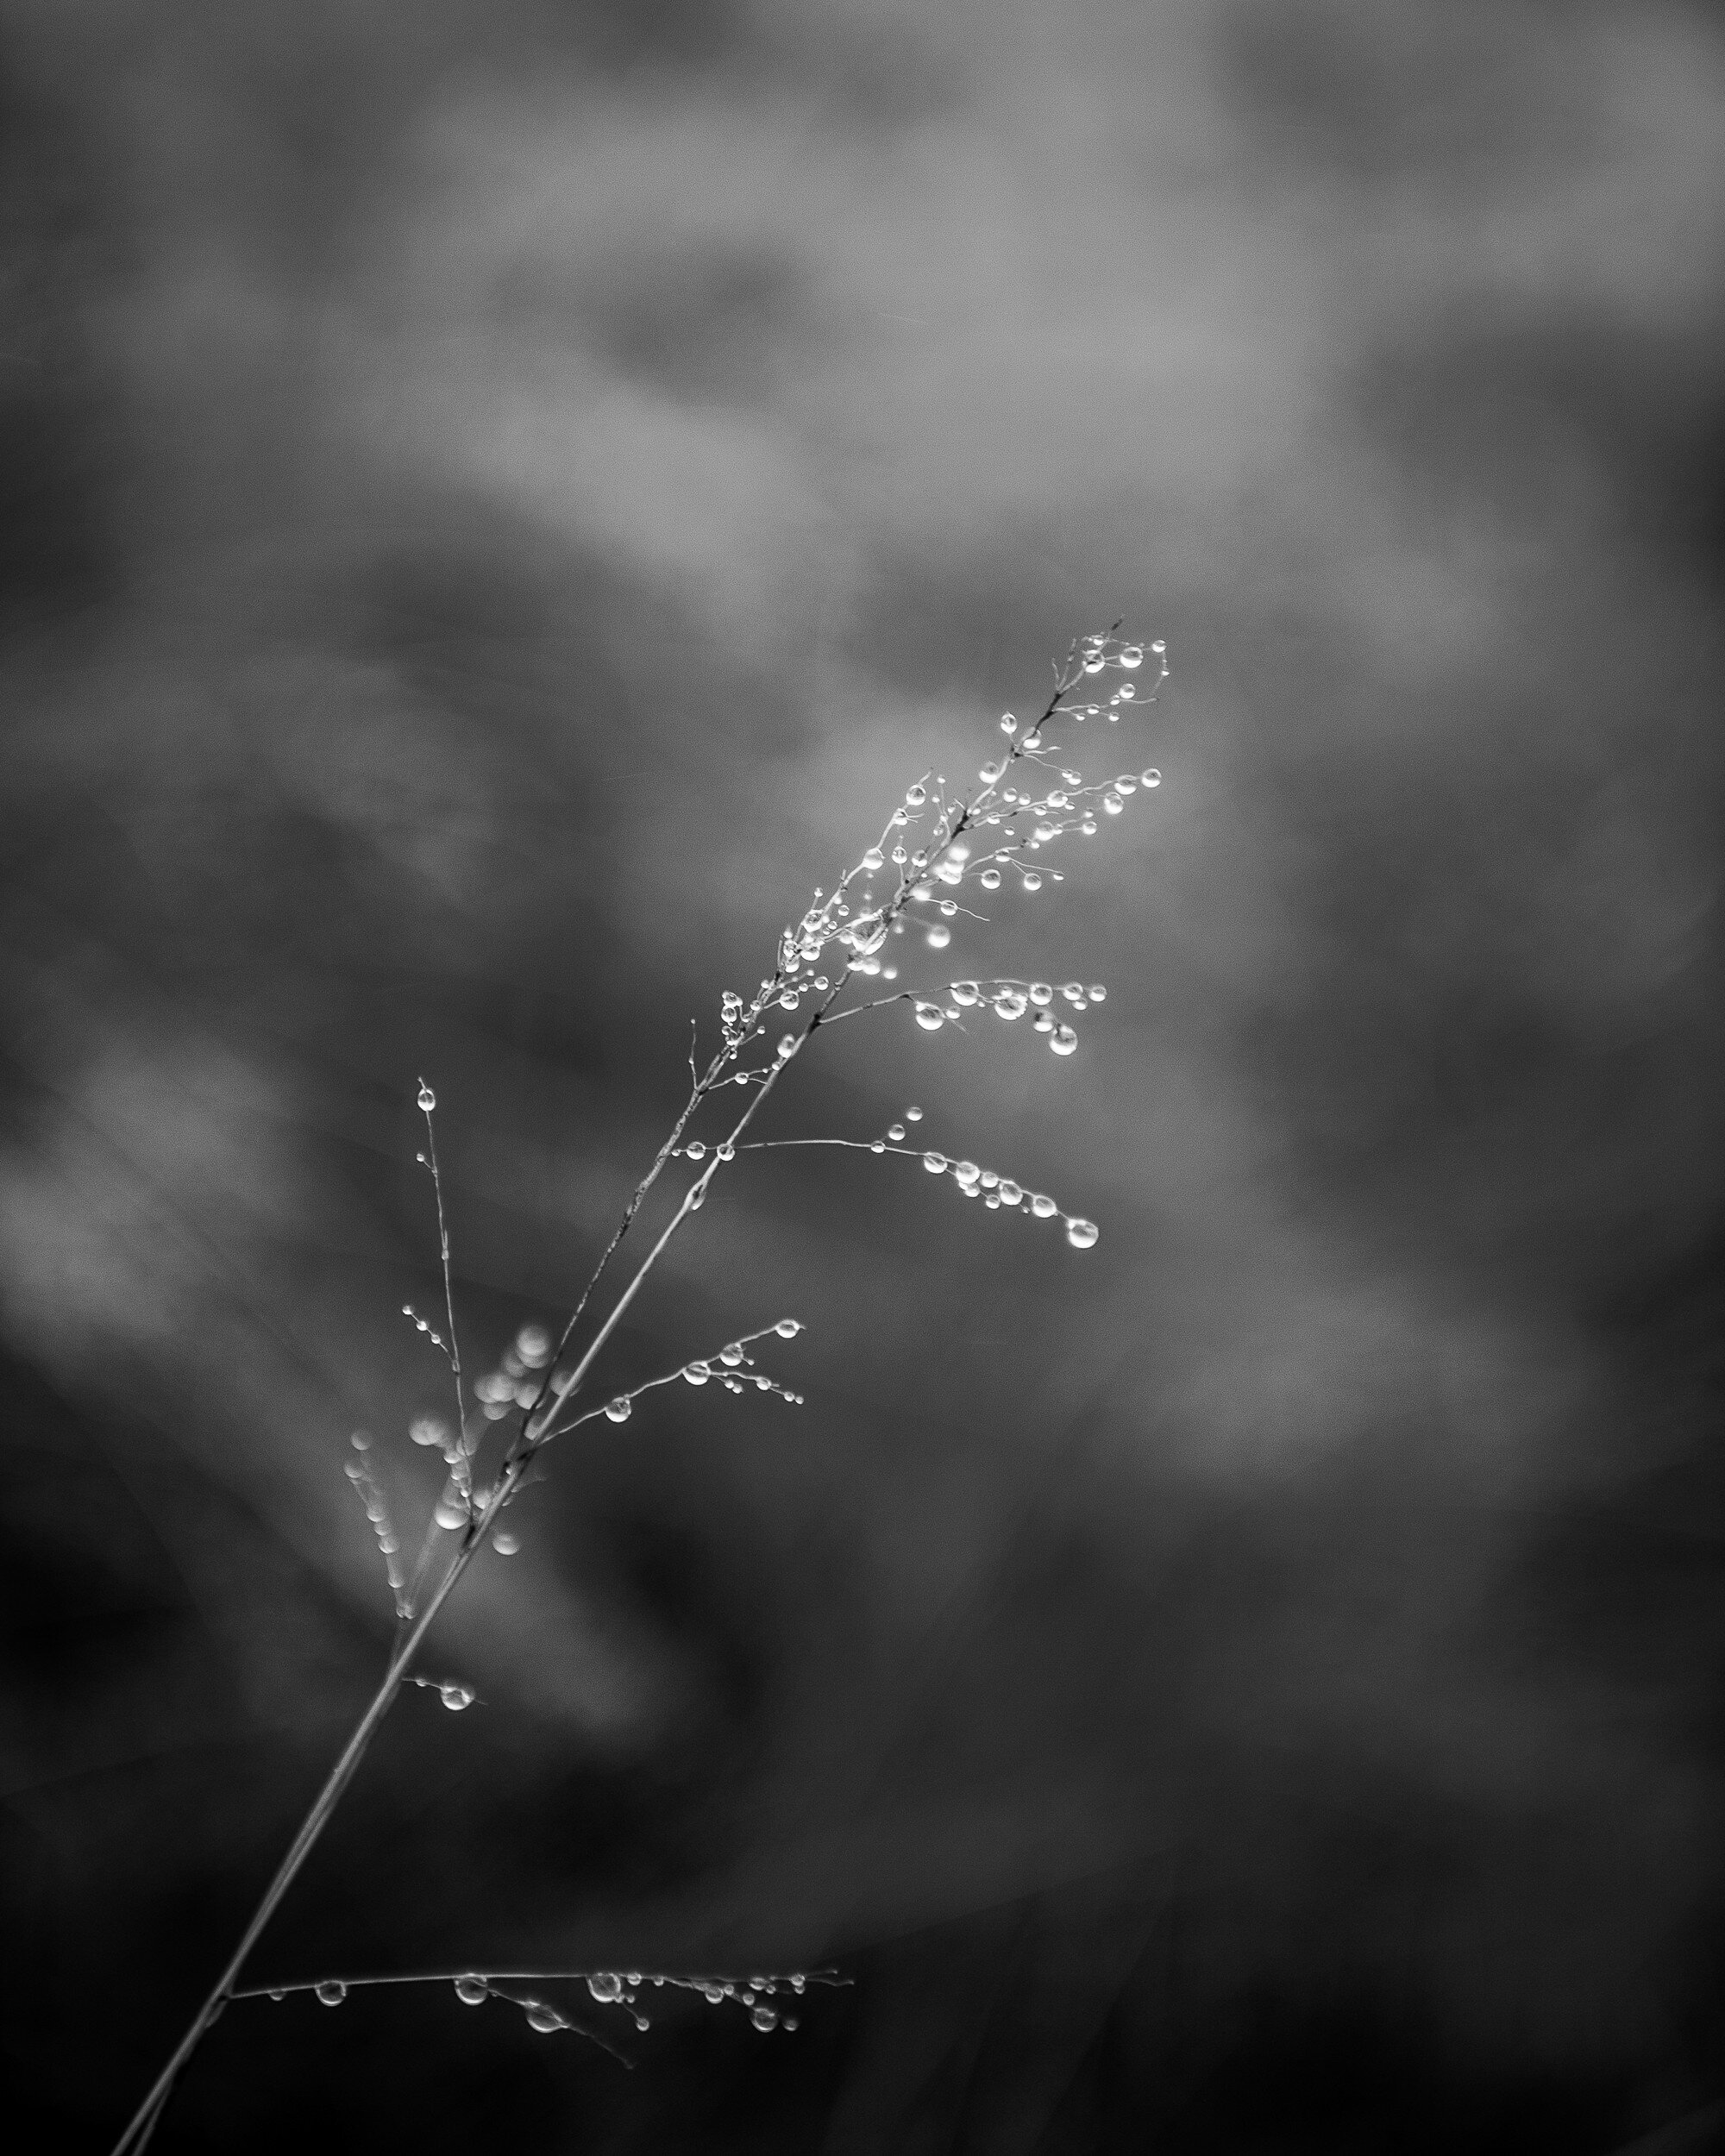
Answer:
[108, 1457, 527, 2156]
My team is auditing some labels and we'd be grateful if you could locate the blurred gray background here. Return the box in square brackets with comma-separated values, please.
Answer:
[3, 3, 1723, 2149]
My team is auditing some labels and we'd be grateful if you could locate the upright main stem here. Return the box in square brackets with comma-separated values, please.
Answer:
[107, 1490, 505, 2156]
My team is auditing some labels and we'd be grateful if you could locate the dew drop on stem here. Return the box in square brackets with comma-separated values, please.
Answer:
[1065, 1218, 1100, 1249]
[454, 1977, 487, 2006]
[315, 1981, 347, 2007]
[605, 1396, 633, 1422]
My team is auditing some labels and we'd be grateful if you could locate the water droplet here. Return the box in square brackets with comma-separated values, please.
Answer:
[524, 2002, 565, 2034]
[605, 1395, 633, 1422]
[1031, 1194, 1057, 1218]
[775, 1318, 803, 1337]
[1088, 984, 1107, 1000]
[923, 1150, 949, 1174]
[906, 1106, 923, 1120]
[683, 1363, 711, 1384]
[440, 1683, 474, 1710]
[1115, 775, 1138, 794]
[719, 1343, 744, 1365]
[434, 1497, 468, 1531]
[492, 1531, 520, 1556]
[1065, 1218, 1100, 1249]
[1081, 818, 1098, 836]
[684, 1141, 706, 1161]
[1140, 768, 1161, 787]
[913, 1002, 944, 1031]
[1020, 873, 1043, 891]
[1051, 1025, 1078, 1055]
[1000, 713, 1017, 733]
[587, 1971, 624, 2002]
[888, 1122, 906, 1141]
[455, 1976, 488, 2005]
[870, 1138, 885, 1153]
[417, 1083, 436, 1112]
[999, 1180, 1023, 1205]
[315, 1981, 347, 2007]
[1120, 644, 1144, 668]
[1029, 982, 1052, 1006]
[344, 1459, 365, 1482]
[1022, 731, 1042, 749]
[1103, 795, 1125, 815]
[925, 924, 950, 950]
[861, 847, 884, 871]
[1151, 637, 1166, 655]
[994, 990, 1027, 1020]
[779, 1035, 798, 1058]
[783, 2014, 799, 2031]
[979, 868, 1000, 890]
[410, 1416, 446, 1447]
[751, 2004, 779, 2032]
[267, 1989, 285, 2002]
[350, 1430, 371, 1451]
[953, 1160, 982, 1188]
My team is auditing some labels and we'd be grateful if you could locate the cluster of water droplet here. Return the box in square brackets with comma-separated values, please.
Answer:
[912, 1141, 1097, 1247]
[342, 1432, 408, 1614]
[907, 976, 1104, 1053]
[436, 1965, 837, 2039]
[472, 1323, 555, 1422]
[520, 1319, 809, 1441]
[399, 1301, 448, 1352]
[731, 632, 1161, 1056]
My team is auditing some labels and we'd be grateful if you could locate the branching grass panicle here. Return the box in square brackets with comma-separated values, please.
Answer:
[108, 627, 1168, 2155]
